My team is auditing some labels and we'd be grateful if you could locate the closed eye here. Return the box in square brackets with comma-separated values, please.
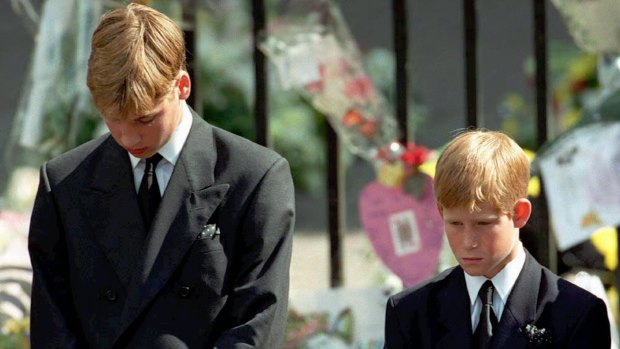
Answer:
[137, 115, 156, 124]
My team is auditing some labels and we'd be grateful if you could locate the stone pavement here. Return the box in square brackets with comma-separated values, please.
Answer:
[290, 230, 394, 291]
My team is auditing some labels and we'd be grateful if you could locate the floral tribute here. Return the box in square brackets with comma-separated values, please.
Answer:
[284, 308, 353, 349]
[375, 142, 431, 198]
[260, 0, 444, 289]
[259, 0, 435, 197]
[259, 1, 398, 162]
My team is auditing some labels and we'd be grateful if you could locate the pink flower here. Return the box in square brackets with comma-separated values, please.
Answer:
[345, 76, 373, 102]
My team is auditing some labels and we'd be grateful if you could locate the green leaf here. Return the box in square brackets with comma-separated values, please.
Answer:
[402, 171, 427, 199]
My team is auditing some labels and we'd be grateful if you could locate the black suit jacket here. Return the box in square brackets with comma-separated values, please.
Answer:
[384, 252, 611, 349]
[28, 114, 295, 348]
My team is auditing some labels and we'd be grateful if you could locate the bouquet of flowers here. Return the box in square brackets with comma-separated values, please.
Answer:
[259, 0, 398, 161]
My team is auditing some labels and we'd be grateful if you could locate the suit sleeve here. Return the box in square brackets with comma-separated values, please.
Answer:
[567, 296, 611, 349]
[384, 296, 407, 349]
[214, 157, 295, 349]
[28, 164, 86, 348]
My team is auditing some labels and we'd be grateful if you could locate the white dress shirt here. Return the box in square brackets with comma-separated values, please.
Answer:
[464, 242, 526, 332]
[128, 100, 193, 195]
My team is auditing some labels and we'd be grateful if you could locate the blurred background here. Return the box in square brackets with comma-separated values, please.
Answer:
[1, 0, 619, 348]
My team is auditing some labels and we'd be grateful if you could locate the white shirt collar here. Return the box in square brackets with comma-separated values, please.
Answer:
[464, 241, 526, 308]
[128, 100, 193, 168]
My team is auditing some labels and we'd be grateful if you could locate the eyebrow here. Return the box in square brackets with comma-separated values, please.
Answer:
[137, 112, 159, 120]
[475, 214, 499, 220]
[443, 213, 499, 220]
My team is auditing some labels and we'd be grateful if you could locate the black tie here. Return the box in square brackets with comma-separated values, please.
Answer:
[473, 280, 499, 349]
[138, 153, 163, 231]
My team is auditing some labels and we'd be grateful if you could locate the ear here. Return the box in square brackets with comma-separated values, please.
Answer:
[176, 71, 191, 101]
[513, 198, 532, 228]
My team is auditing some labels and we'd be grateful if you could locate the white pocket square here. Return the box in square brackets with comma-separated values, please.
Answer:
[198, 224, 220, 240]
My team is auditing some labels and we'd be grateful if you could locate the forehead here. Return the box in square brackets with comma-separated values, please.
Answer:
[101, 95, 169, 121]
[441, 203, 502, 220]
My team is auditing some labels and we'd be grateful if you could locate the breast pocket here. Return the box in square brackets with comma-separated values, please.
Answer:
[177, 225, 228, 299]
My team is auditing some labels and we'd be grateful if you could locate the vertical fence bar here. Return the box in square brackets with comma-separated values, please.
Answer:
[327, 120, 344, 288]
[533, 0, 548, 149]
[532, 0, 554, 271]
[463, 0, 478, 127]
[183, 2, 197, 109]
[393, 0, 408, 143]
[252, 0, 268, 147]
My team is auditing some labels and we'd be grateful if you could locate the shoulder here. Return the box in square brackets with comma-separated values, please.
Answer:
[535, 264, 609, 331]
[212, 126, 281, 161]
[535, 267, 611, 345]
[195, 118, 288, 175]
[518, 252, 604, 310]
[43, 134, 112, 184]
[388, 266, 460, 310]
[542, 267, 605, 307]
[47, 134, 110, 167]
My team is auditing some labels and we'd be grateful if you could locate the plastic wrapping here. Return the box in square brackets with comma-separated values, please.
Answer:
[9, 0, 103, 160]
[551, 0, 620, 53]
[259, 0, 398, 161]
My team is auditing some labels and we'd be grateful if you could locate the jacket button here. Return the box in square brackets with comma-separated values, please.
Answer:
[104, 289, 117, 302]
[177, 286, 192, 298]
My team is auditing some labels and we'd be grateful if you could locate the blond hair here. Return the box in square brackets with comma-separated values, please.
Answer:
[433, 130, 530, 215]
[87, 3, 186, 119]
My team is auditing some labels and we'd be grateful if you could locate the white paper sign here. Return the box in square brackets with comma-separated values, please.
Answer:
[539, 122, 620, 250]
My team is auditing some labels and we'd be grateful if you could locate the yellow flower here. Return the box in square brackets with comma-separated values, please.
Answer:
[2, 317, 29, 335]
[567, 54, 597, 82]
[561, 109, 583, 131]
[591, 227, 618, 271]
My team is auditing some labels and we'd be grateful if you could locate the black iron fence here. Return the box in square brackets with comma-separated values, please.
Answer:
[183, 0, 619, 308]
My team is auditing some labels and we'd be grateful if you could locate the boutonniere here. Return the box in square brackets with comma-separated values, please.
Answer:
[523, 323, 552, 345]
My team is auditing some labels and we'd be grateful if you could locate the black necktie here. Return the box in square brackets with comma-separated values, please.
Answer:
[138, 153, 163, 231]
[473, 280, 499, 349]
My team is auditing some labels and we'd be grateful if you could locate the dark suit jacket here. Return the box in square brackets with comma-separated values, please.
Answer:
[384, 252, 611, 349]
[28, 114, 295, 348]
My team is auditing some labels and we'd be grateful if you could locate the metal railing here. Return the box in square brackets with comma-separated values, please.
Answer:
[242, 0, 557, 287]
[183, 1, 618, 299]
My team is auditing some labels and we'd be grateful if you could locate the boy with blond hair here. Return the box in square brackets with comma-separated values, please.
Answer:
[28, 3, 295, 348]
[384, 130, 610, 349]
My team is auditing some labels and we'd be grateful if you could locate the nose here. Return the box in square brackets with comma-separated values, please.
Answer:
[463, 227, 478, 249]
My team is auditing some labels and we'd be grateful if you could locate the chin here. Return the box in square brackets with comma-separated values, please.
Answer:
[461, 267, 484, 277]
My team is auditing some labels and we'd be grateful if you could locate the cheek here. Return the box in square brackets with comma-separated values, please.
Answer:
[485, 230, 511, 253]
[142, 122, 165, 141]
[105, 122, 121, 140]
[152, 117, 171, 136]
[445, 230, 461, 249]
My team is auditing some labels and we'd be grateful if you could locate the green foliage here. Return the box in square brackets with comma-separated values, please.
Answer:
[271, 94, 327, 193]
[0, 318, 30, 349]
[500, 41, 599, 149]
[200, 82, 256, 142]
[39, 99, 100, 159]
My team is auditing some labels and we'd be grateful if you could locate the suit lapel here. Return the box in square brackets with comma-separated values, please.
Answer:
[436, 267, 474, 349]
[116, 115, 229, 342]
[492, 252, 542, 348]
[81, 137, 144, 287]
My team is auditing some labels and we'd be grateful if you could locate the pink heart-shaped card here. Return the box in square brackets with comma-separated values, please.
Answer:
[358, 173, 444, 287]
